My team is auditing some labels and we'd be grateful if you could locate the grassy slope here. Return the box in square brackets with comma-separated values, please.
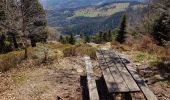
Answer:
[74, 3, 130, 17]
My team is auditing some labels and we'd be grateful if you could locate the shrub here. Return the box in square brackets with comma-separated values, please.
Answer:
[0, 10, 6, 20]
[63, 44, 97, 59]
[0, 47, 33, 72]
[0, 33, 12, 53]
[133, 52, 158, 63]
[157, 47, 170, 62]
[33, 20, 46, 26]
[111, 41, 130, 52]
[75, 44, 97, 59]
[0, 51, 24, 72]
[125, 36, 134, 47]
[63, 46, 76, 57]
[134, 36, 155, 53]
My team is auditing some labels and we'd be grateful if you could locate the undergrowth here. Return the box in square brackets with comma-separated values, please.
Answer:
[63, 44, 97, 59]
[0, 48, 33, 72]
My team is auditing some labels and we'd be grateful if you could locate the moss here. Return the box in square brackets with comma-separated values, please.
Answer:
[134, 52, 158, 64]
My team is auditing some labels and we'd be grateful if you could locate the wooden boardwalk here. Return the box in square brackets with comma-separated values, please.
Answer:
[96, 48, 158, 100]
[96, 48, 140, 93]
[84, 56, 99, 100]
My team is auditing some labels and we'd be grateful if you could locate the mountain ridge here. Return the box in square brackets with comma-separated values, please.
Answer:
[41, 0, 145, 35]
[40, 0, 145, 10]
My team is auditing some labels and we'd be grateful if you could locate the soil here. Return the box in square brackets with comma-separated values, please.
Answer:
[0, 57, 85, 100]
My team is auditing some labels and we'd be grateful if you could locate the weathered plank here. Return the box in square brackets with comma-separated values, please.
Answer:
[96, 49, 119, 93]
[84, 56, 99, 100]
[126, 65, 158, 100]
[108, 50, 140, 92]
[100, 49, 130, 92]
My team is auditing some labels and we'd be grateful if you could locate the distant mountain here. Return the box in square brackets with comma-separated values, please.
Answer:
[40, 0, 144, 10]
[40, 0, 146, 35]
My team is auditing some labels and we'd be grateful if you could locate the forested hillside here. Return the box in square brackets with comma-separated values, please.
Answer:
[128, 0, 170, 46]
[45, 1, 145, 35]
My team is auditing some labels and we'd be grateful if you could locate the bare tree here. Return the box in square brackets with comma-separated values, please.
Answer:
[18, 0, 46, 59]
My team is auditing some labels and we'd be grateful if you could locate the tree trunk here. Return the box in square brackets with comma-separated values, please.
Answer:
[24, 47, 28, 59]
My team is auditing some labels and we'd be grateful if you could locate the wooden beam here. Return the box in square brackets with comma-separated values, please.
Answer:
[108, 50, 140, 92]
[96, 49, 119, 93]
[84, 56, 99, 100]
[101, 50, 130, 92]
[126, 64, 158, 100]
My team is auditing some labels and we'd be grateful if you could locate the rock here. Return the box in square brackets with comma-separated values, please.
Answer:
[64, 93, 70, 98]
[135, 63, 142, 66]
[57, 96, 62, 100]
[164, 73, 170, 78]
[76, 69, 83, 73]
[154, 75, 164, 80]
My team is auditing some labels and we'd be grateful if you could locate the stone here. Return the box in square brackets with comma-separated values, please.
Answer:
[76, 69, 83, 73]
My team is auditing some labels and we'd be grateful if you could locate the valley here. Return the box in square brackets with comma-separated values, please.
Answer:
[41, 1, 145, 35]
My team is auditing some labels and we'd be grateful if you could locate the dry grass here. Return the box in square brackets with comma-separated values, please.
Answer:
[63, 44, 97, 59]
[132, 51, 159, 64]
[111, 41, 131, 52]
[0, 48, 33, 72]
[0, 51, 24, 72]
[63, 46, 76, 57]
[112, 35, 169, 67]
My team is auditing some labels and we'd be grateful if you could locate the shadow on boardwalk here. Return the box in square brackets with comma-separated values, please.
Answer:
[80, 76, 113, 100]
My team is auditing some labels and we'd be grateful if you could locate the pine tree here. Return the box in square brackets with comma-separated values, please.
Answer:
[85, 35, 91, 43]
[59, 35, 64, 43]
[103, 32, 108, 42]
[69, 33, 75, 45]
[0, 33, 12, 53]
[107, 30, 112, 42]
[65, 36, 70, 44]
[152, 13, 170, 46]
[116, 14, 127, 44]
[80, 33, 84, 39]
[99, 31, 103, 43]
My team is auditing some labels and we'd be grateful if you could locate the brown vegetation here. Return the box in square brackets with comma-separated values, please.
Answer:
[0, 48, 32, 72]
[63, 44, 97, 59]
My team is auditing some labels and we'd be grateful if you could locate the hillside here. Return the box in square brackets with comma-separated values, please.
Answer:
[40, 0, 144, 10]
[0, 0, 169, 100]
[45, 1, 145, 35]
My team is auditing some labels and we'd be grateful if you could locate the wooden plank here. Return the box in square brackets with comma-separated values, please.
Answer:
[96, 49, 119, 93]
[84, 56, 99, 100]
[101, 50, 130, 92]
[108, 50, 140, 92]
[126, 64, 158, 100]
